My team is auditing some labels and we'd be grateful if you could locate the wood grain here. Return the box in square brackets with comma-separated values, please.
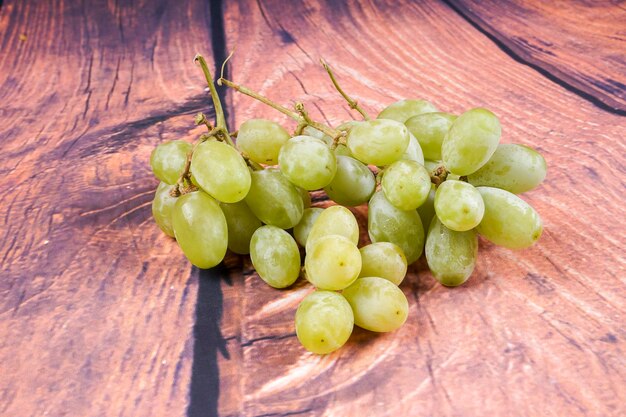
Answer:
[222, 0, 626, 416]
[446, 0, 626, 113]
[0, 1, 222, 416]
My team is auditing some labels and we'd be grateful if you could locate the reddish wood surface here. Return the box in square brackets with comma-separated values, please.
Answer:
[1, 1, 625, 417]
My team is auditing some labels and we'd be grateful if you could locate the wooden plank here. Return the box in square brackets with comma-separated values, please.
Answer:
[0, 1, 223, 416]
[446, 0, 626, 113]
[222, 0, 626, 416]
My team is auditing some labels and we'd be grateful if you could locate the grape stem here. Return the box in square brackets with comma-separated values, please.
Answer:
[321, 59, 371, 120]
[430, 165, 449, 186]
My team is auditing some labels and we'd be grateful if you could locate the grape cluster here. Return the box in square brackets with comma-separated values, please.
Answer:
[150, 56, 546, 354]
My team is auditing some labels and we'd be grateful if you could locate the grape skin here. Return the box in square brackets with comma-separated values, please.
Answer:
[191, 139, 251, 203]
[377, 99, 438, 123]
[324, 156, 375, 207]
[347, 119, 410, 166]
[434, 180, 485, 232]
[442, 108, 501, 175]
[306, 205, 359, 252]
[293, 207, 324, 247]
[401, 132, 425, 165]
[152, 182, 178, 237]
[359, 242, 407, 285]
[467, 144, 547, 194]
[295, 291, 354, 354]
[236, 119, 291, 165]
[150, 140, 192, 185]
[382, 159, 431, 210]
[343, 277, 409, 332]
[405, 112, 456, 161]
[250, 225, 301, 289]
[425, 217, 478, 286]
[279, 135, 338, 190]
[244, 169, 303, 229]
[305, 235, 362, 290]
[220, 201, 262, 255]
[417, 184, 437, 233]
[476, 186, 543, 249]
[171, 191, 228, 269]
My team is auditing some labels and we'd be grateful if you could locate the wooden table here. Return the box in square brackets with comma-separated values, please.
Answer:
[1, 1, 624, 416]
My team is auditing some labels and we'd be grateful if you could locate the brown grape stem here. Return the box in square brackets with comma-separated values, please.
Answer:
[430, 165, 449, 186]
[321, 59, 371, 120]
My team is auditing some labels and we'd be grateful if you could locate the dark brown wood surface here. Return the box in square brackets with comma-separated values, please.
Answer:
[1, 1, 625, 416]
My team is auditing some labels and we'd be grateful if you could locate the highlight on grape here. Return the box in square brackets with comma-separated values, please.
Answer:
[150, 54, 547, 354]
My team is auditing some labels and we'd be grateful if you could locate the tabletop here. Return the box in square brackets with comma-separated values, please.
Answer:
[1, 1, 625, 416]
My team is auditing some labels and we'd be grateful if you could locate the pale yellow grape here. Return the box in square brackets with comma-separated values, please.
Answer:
[468, 144, 547, 194]
[377, 99, 438, 123]
[368, 191, 424, 264]
[279, 135, 337, 190]
[401, 132, 425, 165]
[191, 139, 251, 203]
[442, 108, 501, 175]
[343, 277, 409, 332]
[293, 207, 324, 247]
[347, 119, 410, 166]
[150, 140, 192, 185]
[220, 201, 262, 255]
[324, 156, 375, 207]
[405, 112, 456, 161]
[244, 168, 303, 229]
[306, 205, 359, 252]
[476, 187, 543, 249]
[434, 180, 485, 231]
[305, 235, 362, 290]
[237, 119, 290, 165]
[425, 218, 478, 286]
[152, 182, 177, 237]
[359, 242, 407, 285]
[171, 192, 227, 269]
[381, 159, 431, 210]
[250, 225, 300, 288]
[295, 291, 354, 354]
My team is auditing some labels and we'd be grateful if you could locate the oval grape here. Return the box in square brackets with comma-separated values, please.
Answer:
[434, 180, 484, 231]
[245, 168, 303, 229]
[306, 205, 359, 252]
[150, 140, 192, 185]
[405, 112, 456, 161]
[382, 159, 431, 210]
[220, 200, 262, 255]
[377, 99, 437, 123]
[250, 225, 301, 288]
[152, 182, 177, 237]
[324, 156, 376, 207]
[347, 119, 410, 166]
[359, 242, 407, 285]
[279, 135, 337, 190]
[236, 119, 290, 165]
[293, 207, 324, 247]
[305, 235, 361, 290]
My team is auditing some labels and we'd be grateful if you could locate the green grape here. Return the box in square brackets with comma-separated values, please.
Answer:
[278, 135, 337, 190]
[442, 108, 501, 175]
[302, 125, 327, 140]
[293, 207, 324, 247]
[359, 242, 407, 285]
[334, 144, 353, 157]
[401, 132, 425, 165]
[220, 201, 262, 255]
[476, 187, 542, 249]
[295, 291, 354, 354]
[250, 225, 301, 288]
[425, 217, 477, 286]
[434, 180, 484, 231]
[324, 156, 375, 206]
[298, 187, 312, 209]
[306, 205, 359, 252]
[417, 184, 437, 232]
[171, 192, 227, 269]
[347, 119, 410, 166]
[191, 139, 251, 203]
[236, 119, 290, 165]
[377, 99, 438, 123]
[305, 234, 362, 290]
[245, 168, 303, 229]
[467, 144, 547, 194]
[342, 277, 409, 332]
[381, 159, 431, 210]
[405, 112, 456, 161]
[150, 140, 192, 185]
[368, 191, 424, 264]
[152, 182, 177, 237]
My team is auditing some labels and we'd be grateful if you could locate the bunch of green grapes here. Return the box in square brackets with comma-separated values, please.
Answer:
[149, 56, 547, 354]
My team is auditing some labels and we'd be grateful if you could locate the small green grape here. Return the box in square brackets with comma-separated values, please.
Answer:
[405, 112, 456, 161]
[343, 277, 409, 332]
[150, 140, 192, 184]
[417, 184, 437, 233]
[377, 99, 437, 123]
[347, 119, 410, 166]
[250, 225, 300, 288]
[434, 180, 485, 231]
[476, 187, 543, 249]
[359, 242, 407, 285]
[324, 156, 375, 207]
[305, 235, 361, 290]
[295, 291, 354, 354]
[220, 201, 262, 255]
[401, 132, 425, 165]
[152, 182, 177, 237]
[191, 139, 251, 203]
[306, 205, 359, 252]
[381, 159, 431, 210]
[279, 135, 337, 190]
[298, 187, 312, 209]
[236, 119, 290, 165]
[293, 207, 324, 247]
[171, 191, 227, 269]
[425, 218, 478, 286]
[244, 168, 303, 229]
